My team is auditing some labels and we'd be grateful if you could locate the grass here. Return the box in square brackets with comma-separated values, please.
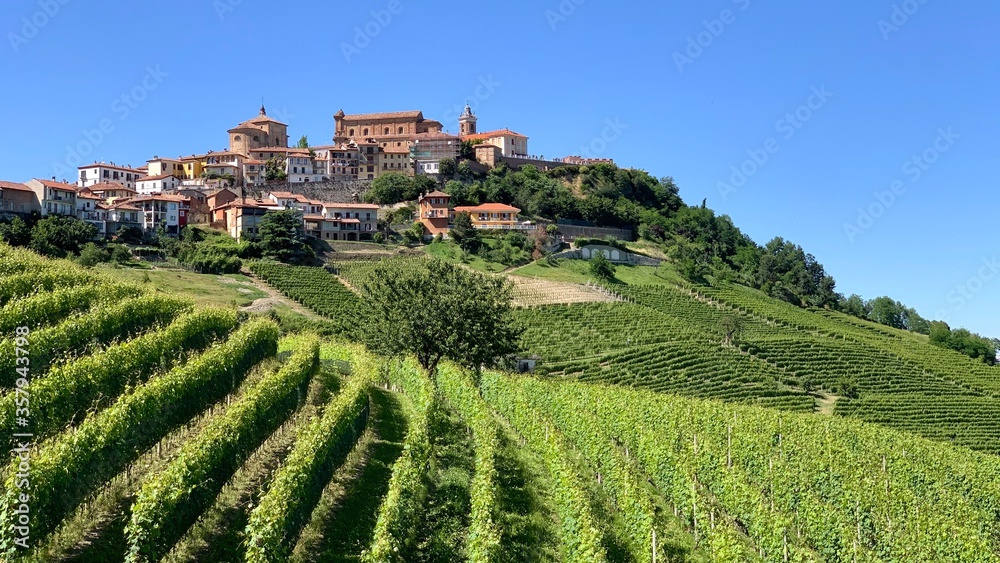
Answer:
[422, 239, 515, 273]
[98, 264, 267, 308]
[511, 258, 680, 286]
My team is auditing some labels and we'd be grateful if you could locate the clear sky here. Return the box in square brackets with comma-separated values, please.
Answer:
[2, 0, 997, 336]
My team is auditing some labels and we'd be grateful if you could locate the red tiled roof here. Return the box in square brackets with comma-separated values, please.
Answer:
[137, 174, 180, 181]
[77, 162, 140, 172]
[461, 129, 528, 142]
[422, 190, 449, 198]
[454, 203, 521, 214]
[0, 181, 31, 192]
[33, 179, 78, 191]
[89, 181, 134, 192]
[341, 110, 423, 121]
[323, 202, 378, 210]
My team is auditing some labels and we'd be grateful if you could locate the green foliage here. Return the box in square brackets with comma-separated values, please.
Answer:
[0, 217, 31, 246]
[449, 212, 479, 252]
[247, 261, 362, 337]
[363, 358, 434, 563]
[258, 210, 316, 265]
[0, 294, 190, 387]
[373, 231, 385, 244]
[245, 342, 376, 563]
[126, 335, 320, 562]
[109, 243, 134, 264]
[367, 172, 422, 205]
[29, 215, 97, 258]
[439, 158, 457, 178]
[297, 135, 309, 148]
[928, 321, 997, 365]
[359, 258, 522, 373]
[589, 252, 616, 281]
[0, 318, 279, 547]
[264, 156, 287, 182]
[76, 242, 110, 267]
[0, 308, 238, 439]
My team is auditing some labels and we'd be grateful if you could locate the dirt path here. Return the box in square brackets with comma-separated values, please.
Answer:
[815, 393, 840, 416]
[240, 271, 324, 320]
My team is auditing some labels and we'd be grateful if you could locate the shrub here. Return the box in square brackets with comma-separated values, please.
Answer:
[77, 242, 110, 267]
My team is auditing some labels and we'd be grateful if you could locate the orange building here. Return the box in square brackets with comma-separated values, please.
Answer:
[453, 203, 522, 230]
[418, 190, 451, 236]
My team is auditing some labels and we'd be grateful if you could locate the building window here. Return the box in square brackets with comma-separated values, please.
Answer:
[363, 128, 369, 136]
[398, 127, 404, 134]
[384, 127, 390, 135]
[234, 135, 241, 141]
[349, 128, 355, 136]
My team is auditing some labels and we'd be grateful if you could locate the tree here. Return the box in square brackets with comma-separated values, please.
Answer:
[460, 140, 477, 160]
[257, 210, 314, 264]
[367, 172, 411, 205]
[29, 216, 97, 258]
[438, 158, 456, 178]
[0, 217, 31, 247]
[296, 135, 309, 149]
[867, 296, 907, 330]
[720, 314, 744, 346]
[360, 259, 522, 376]
[77, 242, 109, 267]
[264, 157, 287, 182]
[589, 252, 616, 281]
[450, 211, 480, 252]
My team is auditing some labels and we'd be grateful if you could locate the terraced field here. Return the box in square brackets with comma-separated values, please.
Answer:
[4, 245, 1000, 561]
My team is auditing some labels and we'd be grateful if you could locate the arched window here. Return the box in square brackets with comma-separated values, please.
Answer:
[234, 135, 241, 141]
[384, 127, 390, 135]
[349, 128, 355, 137]
[253, 135, 259, 142]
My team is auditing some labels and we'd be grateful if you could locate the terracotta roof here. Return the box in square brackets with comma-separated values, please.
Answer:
[423, 190, 450, 198]
[323, 202, 378, 210]
[341, 110, 423, 121]
[268, 191, 310, 202]
[33, 179, 78, 191]
[89, 181, 134, 192]
[137, 174, 180, 181]
[383, 145, 411, 154]
[110, 203, 141, 211]
[0, 181, 32, 192]
[303, 214, 327, 221]
[77, 192, 102, 200]
[77, 162, 140, 172]
[131, 194, 191, 203]
[454, 203, 521, 214]
[461, 129, 528, 141]
[340, 218, 361, 223]
[146, 156, 185, 163]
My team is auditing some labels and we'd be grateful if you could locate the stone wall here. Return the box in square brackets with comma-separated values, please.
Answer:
[551, 245, 661, 266]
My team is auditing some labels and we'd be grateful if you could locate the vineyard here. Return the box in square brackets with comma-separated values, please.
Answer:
[4, 243, 1000, 561]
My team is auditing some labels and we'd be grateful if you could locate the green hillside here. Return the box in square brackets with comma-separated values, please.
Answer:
[5, 243, 1000, 561]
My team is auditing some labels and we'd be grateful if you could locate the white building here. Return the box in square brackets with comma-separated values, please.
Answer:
[25, 178, 77, 217]
[136, 174, 183, 195]
[77, 162, 144, 190]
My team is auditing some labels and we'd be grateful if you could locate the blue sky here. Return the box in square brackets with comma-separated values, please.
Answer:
[2, 0, 998, 336]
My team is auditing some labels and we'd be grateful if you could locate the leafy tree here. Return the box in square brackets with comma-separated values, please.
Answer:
[257, 210, 314, 264]
[840, 294, 870, 319]
[867, 296, 907, 330]
[116, 225, 143, 245]
[438, 158, 456, 178]
[0, 217, 31, 246]
[109, 244, 133, 264]
[77, 242, 109, 267]
[296, 135, 309, 149]
[589, 252, 616, 281]
[720, 314, 744, 346]
[457, 161, 475, 181]
[264, 157, 287, 182]
[360, 258, 522, 375]
[366, 172, 412, 205]
[459, 140, 477, 160]
[450, 211, 480, 252]
[29, 216, 97, 258]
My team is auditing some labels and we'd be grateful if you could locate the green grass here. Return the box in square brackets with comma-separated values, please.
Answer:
[511, 257, 680, 285]
[98, 265, 267, 308]
[422, 240, 513, 273]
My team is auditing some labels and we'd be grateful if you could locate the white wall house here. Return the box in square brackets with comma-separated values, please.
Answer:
[78, 162, 143, 190]
[136, 174, 183, 195]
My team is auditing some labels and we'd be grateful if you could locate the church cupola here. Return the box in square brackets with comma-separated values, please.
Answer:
[459, 103, 477, 136]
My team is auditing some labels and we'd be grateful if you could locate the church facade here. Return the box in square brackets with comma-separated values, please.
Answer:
[228, 106, 289, 156]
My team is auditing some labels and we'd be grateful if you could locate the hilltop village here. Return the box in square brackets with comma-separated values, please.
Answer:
[0, 105, 614, 242]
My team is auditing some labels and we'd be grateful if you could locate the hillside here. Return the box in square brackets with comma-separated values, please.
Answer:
[4, 244, 1000, 562]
